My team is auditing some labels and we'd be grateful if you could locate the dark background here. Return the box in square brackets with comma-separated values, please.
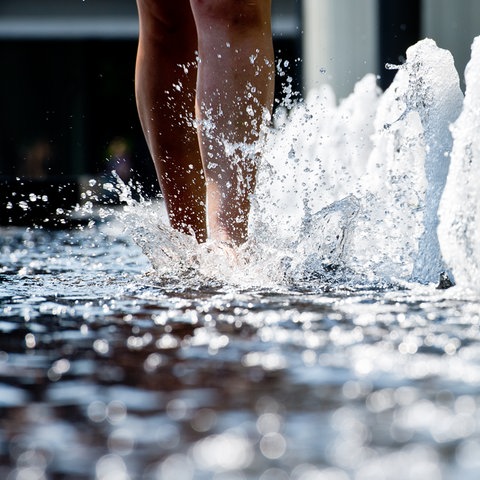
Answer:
[0, 0, 421, 195]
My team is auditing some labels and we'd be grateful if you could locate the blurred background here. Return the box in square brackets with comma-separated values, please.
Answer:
[1, 0, 480, 220]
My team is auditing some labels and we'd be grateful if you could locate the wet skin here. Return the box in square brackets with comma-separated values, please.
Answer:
[135, 0, 274, 245]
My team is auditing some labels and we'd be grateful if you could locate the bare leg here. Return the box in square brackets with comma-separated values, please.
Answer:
[190, 0, 275, 245]
[135, 0, 207, 242]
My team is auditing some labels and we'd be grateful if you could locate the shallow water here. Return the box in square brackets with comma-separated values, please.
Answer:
[3, 37, 480, 479]
[2, 223, 480, 480]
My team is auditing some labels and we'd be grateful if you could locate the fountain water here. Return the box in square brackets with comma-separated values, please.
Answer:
[2, 36, 480, 480]
[439, 36, 480, 288]
[128, 37, 472, 291]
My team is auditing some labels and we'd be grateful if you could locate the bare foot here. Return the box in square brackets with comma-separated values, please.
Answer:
[204, 239, 239, 266]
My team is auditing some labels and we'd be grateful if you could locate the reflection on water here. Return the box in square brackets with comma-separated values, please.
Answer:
[1, 225, 480, 480]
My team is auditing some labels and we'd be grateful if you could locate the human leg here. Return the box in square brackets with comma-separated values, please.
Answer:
[135, 0, 207, 242]
[189, 0, 275, 245]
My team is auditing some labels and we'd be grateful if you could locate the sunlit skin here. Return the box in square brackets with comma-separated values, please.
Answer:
[135, 0, 274, 245]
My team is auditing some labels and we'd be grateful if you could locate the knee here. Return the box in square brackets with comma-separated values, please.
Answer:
[190, 0, 270, 32]
[137, 0, 196, 43]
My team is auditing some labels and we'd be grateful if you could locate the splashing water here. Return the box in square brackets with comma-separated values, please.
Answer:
[253, 37, 465, 288]
[116, 37, 479, 292]
[438, 36, 480, 288]
[5, 37, 480, 480]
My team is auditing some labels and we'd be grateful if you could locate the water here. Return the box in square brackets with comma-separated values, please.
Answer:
[2, 37, 480, 479]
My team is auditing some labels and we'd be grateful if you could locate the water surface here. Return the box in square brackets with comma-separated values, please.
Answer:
[1, 224, 480, 480]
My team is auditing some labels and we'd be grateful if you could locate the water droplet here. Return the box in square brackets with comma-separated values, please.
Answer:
[260, 432, 286, 459]
[25, 333, 36, 349]
[93, 339, 109, 355]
